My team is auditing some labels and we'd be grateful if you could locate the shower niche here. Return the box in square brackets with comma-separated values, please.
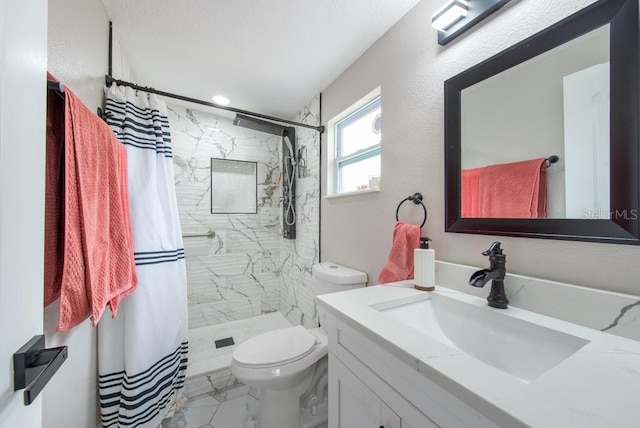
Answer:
[210, 158, 258, 214]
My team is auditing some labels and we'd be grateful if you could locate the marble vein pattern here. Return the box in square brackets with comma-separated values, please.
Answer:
[161, 383, 251, 428]
[169, 95, 321, 333]
[279, 96, 322, 328]
[435, 261, 640, 341]
[184, 370, 238, 400]
[169, 105, 282, 329]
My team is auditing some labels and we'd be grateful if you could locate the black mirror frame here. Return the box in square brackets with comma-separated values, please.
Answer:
[444, 0, 640, 245]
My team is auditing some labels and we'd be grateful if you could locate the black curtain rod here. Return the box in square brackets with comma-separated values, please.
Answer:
[108, 22, 113, 77]
[47, 81, 64, 93]
[105, 75, 325, 134]
[47, 79, 111, 121]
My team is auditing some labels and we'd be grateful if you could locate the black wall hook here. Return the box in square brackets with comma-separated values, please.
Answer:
[13, 335, 68, 405]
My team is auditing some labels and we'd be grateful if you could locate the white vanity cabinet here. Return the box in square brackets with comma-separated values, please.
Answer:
[331, 357, 403, 428]
[321, 306, 496, 428]
[318, 278, 640, 427]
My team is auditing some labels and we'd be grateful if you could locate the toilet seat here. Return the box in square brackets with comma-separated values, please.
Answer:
[230, 327, 330, 428]
[233, 325, 318, 368]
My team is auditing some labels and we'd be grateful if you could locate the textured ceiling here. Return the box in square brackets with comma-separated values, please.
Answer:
[101, 0, 422, 119]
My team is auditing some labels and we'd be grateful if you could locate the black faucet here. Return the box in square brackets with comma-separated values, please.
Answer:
[469, 242, 509, 309]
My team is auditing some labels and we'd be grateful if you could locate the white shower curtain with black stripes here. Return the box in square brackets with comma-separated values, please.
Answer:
[98, 84, 188, 427]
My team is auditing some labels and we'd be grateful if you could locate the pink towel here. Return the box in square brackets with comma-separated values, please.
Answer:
[477, 158, 547, 218]
[461, 159, 547, 218]
[44, 74, 65, 308]
[378, 222, 421, 284]
[44, 74, 138, 331]
[461, 168, 481, 218]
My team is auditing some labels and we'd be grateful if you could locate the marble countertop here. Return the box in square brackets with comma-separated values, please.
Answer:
[317, 282, 640, 427]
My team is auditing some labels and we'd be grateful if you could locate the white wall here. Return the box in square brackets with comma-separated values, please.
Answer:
[461, 26, 609, 169]
[0, 0, 47, 426]
[44, 0, 133, 426]
[320, 0, 640, 296]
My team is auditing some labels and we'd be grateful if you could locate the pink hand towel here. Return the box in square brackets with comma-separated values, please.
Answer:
[478, 158, 547, 218]
[44, 74, 138, 331]
[378, 222, 422, 284]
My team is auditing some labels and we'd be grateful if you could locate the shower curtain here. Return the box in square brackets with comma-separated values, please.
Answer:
[98, 84, 188, 427]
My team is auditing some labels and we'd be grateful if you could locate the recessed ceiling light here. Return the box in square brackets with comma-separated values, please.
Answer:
[212, 95, 230, 105]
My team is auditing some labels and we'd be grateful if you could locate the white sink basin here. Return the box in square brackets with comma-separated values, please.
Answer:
[373, 292, 590, 382]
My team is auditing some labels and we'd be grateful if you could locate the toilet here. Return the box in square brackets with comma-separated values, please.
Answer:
[230, 262, 367, 428]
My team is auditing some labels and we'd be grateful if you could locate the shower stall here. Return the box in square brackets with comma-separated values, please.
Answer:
[233, 113, 298, 240]
[168, 96, 321, 394]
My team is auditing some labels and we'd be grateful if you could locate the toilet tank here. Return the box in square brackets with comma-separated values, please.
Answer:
[312, 262, 368, 296]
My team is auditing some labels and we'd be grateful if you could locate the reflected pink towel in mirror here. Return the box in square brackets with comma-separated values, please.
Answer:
[462, 158, 547, 218]
[378, 221, 421, 284]
[462, 168, 481, 218]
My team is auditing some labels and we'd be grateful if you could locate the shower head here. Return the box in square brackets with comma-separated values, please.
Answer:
[233, 113, 295, 158]
[283, 135, 295, 158]
[233, 114, 284, 136]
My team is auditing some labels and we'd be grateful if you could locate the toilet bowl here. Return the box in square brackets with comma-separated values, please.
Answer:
[232, 327, 328, 428]
[230, 262, 367, 428]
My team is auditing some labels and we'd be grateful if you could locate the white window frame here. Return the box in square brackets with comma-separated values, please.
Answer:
[327, 87, 381, 196]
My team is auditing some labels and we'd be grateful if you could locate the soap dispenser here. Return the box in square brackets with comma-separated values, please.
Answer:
[414, 237, 435, 291]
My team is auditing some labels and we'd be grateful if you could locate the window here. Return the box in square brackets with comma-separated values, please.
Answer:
[329, 91, 381, 195]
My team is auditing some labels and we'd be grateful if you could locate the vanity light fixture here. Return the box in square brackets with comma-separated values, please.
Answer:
[432, 0, 511, 46]
[432, 0, 469, 31]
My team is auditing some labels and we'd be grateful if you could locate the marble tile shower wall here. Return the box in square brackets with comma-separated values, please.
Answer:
[280, 95, 321, 328]
[169, 106, 282, 329]
[168, 95, 321, 331]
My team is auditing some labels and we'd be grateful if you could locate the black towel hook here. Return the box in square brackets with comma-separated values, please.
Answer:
[543, 155, 559, 168]
[395, 192, 427, 228]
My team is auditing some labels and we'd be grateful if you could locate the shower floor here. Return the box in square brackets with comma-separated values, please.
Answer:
[187, 312, 292, 378]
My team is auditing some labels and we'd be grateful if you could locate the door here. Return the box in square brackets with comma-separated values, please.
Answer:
[563, 62, 611, 218]
[335, 358, 401, 428]
[337, 363, 380, 427]
[0, 0, 48, 427]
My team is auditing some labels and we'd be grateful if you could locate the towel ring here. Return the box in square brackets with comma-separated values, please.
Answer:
[395, 193, 427, 228]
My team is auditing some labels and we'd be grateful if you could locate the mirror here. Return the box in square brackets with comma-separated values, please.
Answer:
[445, 0, 639, 245]
[462, 26, 610, 219]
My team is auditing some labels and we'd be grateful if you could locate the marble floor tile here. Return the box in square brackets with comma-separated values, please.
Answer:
[162, 394, 221, 428]
[211, 395, 250, 428]
[212, 384, 250, 403]
[161, 384, 249, 428]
